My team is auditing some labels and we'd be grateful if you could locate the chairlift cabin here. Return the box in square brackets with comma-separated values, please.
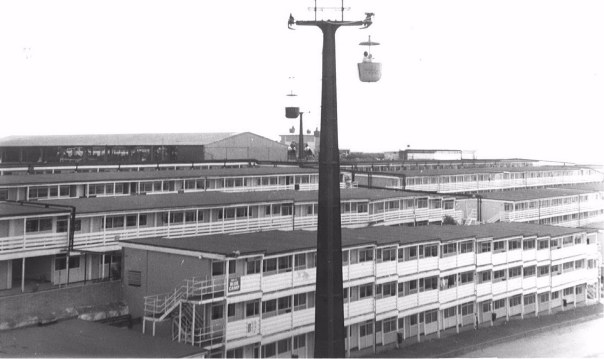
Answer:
[358, 35, 382, 82]
[285, 90, 300, 119]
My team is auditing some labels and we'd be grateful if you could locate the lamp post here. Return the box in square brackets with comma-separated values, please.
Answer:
[288, 11, 374, 358]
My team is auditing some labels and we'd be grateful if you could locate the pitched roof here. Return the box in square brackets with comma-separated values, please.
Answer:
[0, 202, 71, 218]
[359, 165, 597, 178]
[478, 188, 593, 202]
[122, 222, 592, 257]
[48, 188, 430, 215]
[0, 166, 317, 186]
[0, 133, 237, 147]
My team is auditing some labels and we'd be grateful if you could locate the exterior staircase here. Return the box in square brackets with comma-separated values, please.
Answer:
[142, 276, 226, 350]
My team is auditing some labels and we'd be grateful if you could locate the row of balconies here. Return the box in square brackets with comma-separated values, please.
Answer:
[224, 272, 598, 343]
[0, 207, 460, 254]
[503, 200, 604, 222]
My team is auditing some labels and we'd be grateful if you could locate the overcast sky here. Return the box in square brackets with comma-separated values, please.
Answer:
[1, 0, 602, 165]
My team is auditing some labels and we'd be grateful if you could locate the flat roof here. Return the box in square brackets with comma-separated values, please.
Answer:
[48, 189, 433, 215]
[478, 188, 593, 202]
[0, 319, 205, 358]
[0, 202, 71, 218]
[122, 222, 592, 257]
[359, 165, 596, 178]
[0, 166, 318, 186]
[0, 132, 237, 147]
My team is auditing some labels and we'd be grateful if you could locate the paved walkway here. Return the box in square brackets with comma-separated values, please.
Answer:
[371, 303, 603, 358]
[0, 318, 204, 357]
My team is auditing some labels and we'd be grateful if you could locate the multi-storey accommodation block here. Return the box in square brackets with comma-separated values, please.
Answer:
[121, 223, 601, 357]
[352, 166, 603, 194]
[0, 189, 460, 294]
[0, 167, 349, 201]
[460, 187, 604, 227]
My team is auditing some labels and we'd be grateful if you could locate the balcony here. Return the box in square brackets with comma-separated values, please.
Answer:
[476, 282, 492, 297]
[476, 251, 492, 266]
[348, 298, 374, 318]
[261, 312, 293, 336]
[418, 289, 438, 304]
[536, 249, 550, 262]
[238, 274, 261, 293]
[397, 294, 418, 311]
[261, 272, 292, 292]
[293, 267, 316, 288]
[536, 275, 550, 289]
[375, 296, 397, 314]
[522, 249, 536, 262]
[507, 277, 522, 292]
[492, 251, 507, 266]
[292, 307, 314, 328]
[418, 257, 439, 272]
[457, 283, 475, 298]
[226, 317, 261, 341]
[457, 253, 475, 268]
[0, 232, 68, 255]
[492, 281, 507, 296]
[522, 276, 537, 291]
[397, 260, 417, 276]
[507, 249, 522, 263]
[376, 260, 396, 278]
[440, 287, 457, 303]
[348, 261, 374, 280]
[439, 255, 457, 271]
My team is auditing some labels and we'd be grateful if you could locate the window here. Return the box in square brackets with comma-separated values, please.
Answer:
[262, 299, 277, 318]
[441, 274, 457, 289]
[377, 282, 396, 298]
[493, 241, 506, 253]
[478, 270, 491, 283]
[246, 258, 261, 274]
[461, 302, 474, 316]
[404, 246, 417, 261]
[459, 241, 474, 253]
[246, 300, 259, 317]
[443, 306, 456, 318]
[459, 271, 474, 284]
[478, 242, 491, 253]
[295, 253, 306, 270]
[227, 303, 236, 319]
[56, 217, 69, 233]
[138, 214, 147, 226]
[523, 239, 535, 250]
[359, 321, 373, 337]
[424, 310, 437, 324]
[359, 248, 373, 262]
[277, 296, 291, 315]
[383, 317, 397, 333]
[441, 243, 457, 257]
[422, 276, 438, 292]
[539, 293, 549, 303]
[509, 295, 521, 307]
[575, 259, 584, 269]
[359, 284, 373, 299]
[524, 294, 535, 305]
[493, 269, 506, 282]
[212, 261, 225, 276]
[278, 256, 292, 272]
[551, 265, 561, 276]
[508, 266, 522, 279]
[523, 266, 536, 277]
[211, 305, 223, 320]
[342, 251, 349, 265]
[538, 265, 550, 277]
[563, 287, 574, 296]
[551, 291, 559, 300]
[423, 244, 438, 257]
[562, 236, 574, 247]
[381, 248, 396, 262]
[538, 239, 549, 250]
[493, 299, 505, 310]
[263, 258, 277, 275]
[550, 238, 561, 249]
[562, 262, 574, 272]
[105, 216, 124, 229]
[294, 293, 307, 311]
[127, 270, 142, 287]
[126, 215, 137, 227]
[26, 218, 53, 233]
[261, 343, 276, 358]
[293, 334, 306, 350]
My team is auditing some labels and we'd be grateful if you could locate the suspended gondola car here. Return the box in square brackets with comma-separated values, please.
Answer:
[358, 35, 382, 82]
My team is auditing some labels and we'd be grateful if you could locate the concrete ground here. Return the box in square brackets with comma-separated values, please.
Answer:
[464, 317, 604, 357]
[371, 303, 603, 358]
[0, 319, 205, 358]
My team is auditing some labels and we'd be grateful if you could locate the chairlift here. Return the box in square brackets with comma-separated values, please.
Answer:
[358, 35, 382, 82]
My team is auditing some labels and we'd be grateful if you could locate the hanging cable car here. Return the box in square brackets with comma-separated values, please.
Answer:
[285, 90, 300, 119]
[358, 35, 382, 82]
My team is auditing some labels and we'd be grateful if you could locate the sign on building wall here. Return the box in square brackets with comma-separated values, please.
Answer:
[228, 276, 241, 292]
